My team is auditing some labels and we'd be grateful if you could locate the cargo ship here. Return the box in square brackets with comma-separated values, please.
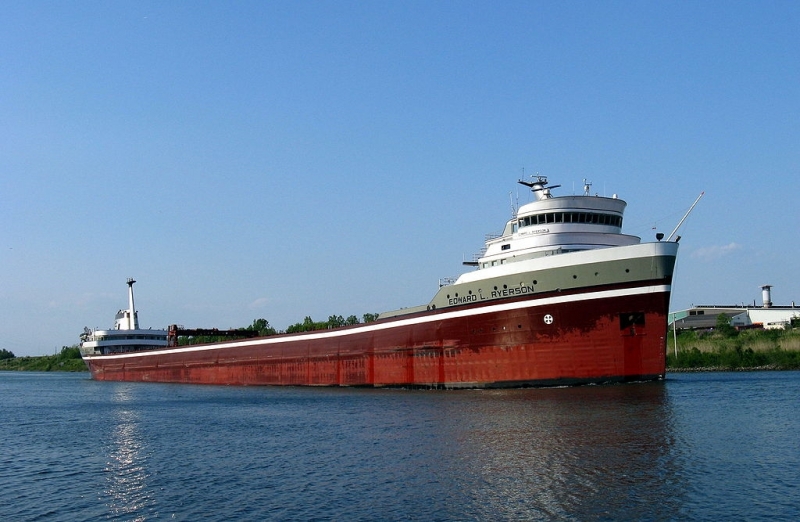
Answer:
[81, 176, 682, 388]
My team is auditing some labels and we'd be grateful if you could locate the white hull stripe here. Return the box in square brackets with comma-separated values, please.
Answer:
[85, 284, 671, 361]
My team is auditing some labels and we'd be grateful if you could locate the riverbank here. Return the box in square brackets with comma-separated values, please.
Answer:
[0, 347, 87, 372]
[667, 365, 791, 372]
[666, 327, 800, 371]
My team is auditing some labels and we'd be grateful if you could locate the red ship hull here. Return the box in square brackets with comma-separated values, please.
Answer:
[84, 281, 671, 388]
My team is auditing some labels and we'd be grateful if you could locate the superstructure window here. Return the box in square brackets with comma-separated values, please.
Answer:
[518, 212, 622, 229]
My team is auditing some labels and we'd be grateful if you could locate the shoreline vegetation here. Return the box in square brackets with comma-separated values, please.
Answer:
[666, 314, 800, 372]
[0, 346, 86, 372]
[2, 315, 799, 374]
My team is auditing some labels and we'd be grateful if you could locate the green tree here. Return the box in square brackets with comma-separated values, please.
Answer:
[715, 313, 737, 338]
[58, 346, 81, 360]
[0, 348, 15, 360]
[285, 322, 302, 334]
[362, 313, 379, 323]
[286, 316, 326, 333]
[248, 318, 277, 336]
[327, 315, 345, 328]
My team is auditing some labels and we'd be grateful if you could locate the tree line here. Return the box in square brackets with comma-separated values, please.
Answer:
[0, 345, 85, 371]
[1, 314, 383, 356]
[178, 313, 379, 345]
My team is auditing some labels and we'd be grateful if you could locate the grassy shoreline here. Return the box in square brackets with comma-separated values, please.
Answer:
[666, 327, 800, 371]
[0, 347, 87, 372]
[0, 356, 87, 372]
[667, 365, 795, 372]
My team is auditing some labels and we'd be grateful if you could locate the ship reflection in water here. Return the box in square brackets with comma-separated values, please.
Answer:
[4, 372, 795, 520]
[90, 382, 684, 520]
[101, 384, 153, 519]
[437, 383, 684, 519]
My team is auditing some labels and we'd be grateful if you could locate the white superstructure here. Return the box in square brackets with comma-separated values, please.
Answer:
[380, 176, 681, 319]
[79, 278, 168, 355]
[475, 176, 640, 269]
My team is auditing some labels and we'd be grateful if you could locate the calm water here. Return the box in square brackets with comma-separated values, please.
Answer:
[1, 371, 798, 521]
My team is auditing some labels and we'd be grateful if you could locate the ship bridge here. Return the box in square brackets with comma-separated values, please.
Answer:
[474, 177, 640, 269]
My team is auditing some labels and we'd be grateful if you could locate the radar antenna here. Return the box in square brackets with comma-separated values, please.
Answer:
[518, 174, 561, 200]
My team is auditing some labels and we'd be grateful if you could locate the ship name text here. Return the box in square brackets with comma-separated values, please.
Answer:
[448, 294, 478, 306]
[491, 285, 535, 299]
[520, 228, 550, 236]
[447, 285, 536, 306]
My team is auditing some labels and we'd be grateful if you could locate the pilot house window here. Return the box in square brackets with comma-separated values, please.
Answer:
[519, 212, 622, 229]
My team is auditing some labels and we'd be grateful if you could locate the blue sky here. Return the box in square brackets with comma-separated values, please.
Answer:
[2, 1, 798, 356]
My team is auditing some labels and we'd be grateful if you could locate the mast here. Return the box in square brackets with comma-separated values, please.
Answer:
[666, 192, 704, 241]
[126, 278, 139, 330]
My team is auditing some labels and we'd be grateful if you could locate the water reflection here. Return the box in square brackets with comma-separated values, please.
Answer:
[443, 383, 686, 520]
[102, 384, 152, 520]
[89, 380, 688, 520]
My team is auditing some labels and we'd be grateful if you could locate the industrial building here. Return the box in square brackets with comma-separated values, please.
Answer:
[670, 285, 800, 331]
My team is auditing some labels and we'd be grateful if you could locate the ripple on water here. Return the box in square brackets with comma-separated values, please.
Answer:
[1, 372, 798, 521]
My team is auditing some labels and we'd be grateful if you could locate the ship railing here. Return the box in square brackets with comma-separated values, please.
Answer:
[463, 243, 488, 266]
[439, 277, 457, 288]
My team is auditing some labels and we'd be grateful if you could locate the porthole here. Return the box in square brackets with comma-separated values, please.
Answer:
[573, 275, 578, 279]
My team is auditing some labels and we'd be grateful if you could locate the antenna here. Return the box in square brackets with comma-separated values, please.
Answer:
[667, 191, 704, 241]
[509, 191, 517, 217]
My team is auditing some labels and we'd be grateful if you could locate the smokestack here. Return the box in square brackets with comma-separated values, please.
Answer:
[761, 285, 773, 308]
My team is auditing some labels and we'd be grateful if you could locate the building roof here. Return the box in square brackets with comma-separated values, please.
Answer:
[670, 305, 800, 330]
